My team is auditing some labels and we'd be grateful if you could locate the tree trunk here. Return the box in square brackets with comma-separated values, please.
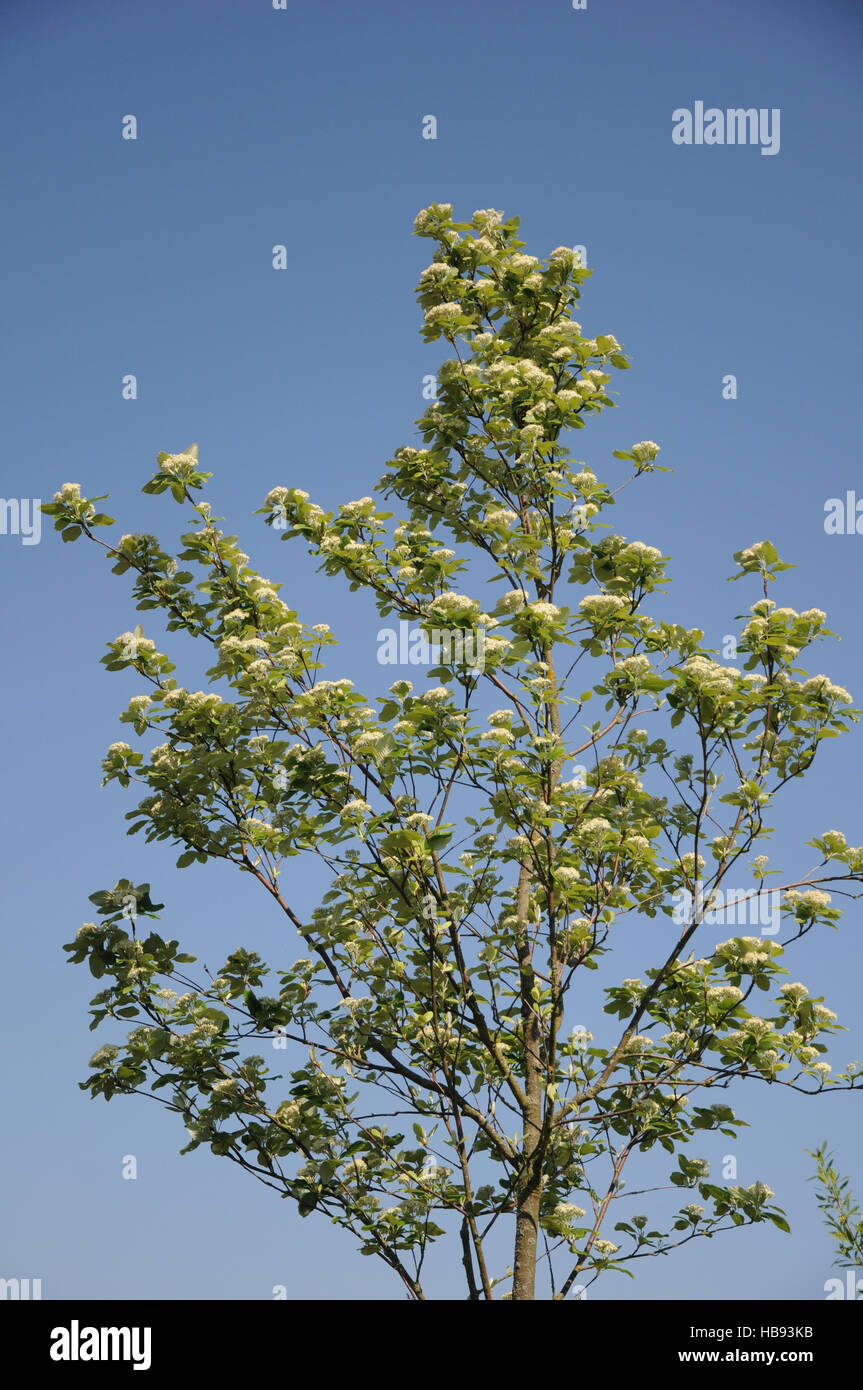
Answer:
[512, 1009, 544, 1298]
[512, 862, 544, 1299]
[511, 646, 565, 1299]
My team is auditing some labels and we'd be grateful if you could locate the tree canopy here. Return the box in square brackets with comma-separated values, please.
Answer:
[46, 203, 863, 1300]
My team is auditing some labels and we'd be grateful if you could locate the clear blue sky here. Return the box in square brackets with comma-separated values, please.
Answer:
[1, 0, 861, 1300]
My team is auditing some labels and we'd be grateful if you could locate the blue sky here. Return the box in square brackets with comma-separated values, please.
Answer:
[1, 0, 861, 1300]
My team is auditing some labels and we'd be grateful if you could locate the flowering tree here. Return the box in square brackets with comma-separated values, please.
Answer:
[47, 204, 863, 1301]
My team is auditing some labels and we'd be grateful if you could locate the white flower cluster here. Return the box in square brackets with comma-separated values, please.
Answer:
[54, 481, 82, 503]
[114, 632, 157, 656]
[311, 679, 354, 693]
[783, 888, 832, 911]
[779, 982, 809, 1001]
[264, 486, 289, 508]
[553, 1202, 586, 1222]
[523, 600, 560, 622]
[219, 635, 267, 660]
[624, 835, 651, 856]
[352, 731, 384, 755]
[339, 497, 375, 518]
[481, 726, 514, 745]
[736, 542, 773, 568]
[706, 985, 744, 1004]
[716, 935, 781, 959]
[484, 507, 518, 528]
[801, 675, 853, 705]
[679, 655, 744, 699]
[578, 593, 628, 622]
[488, 709, 513, 727]
[160, 449, 198, 477]
[517, 361, 554, 389]
[621, 540, 662, 563]
[740, 1017, 773, 1039]
[424, 302, 466, 329]
[630, 441, 660, 464]
[426, 591, 482, 620]
[88, 1044, 119, 1069]
[578, 817, 613, 838]
[164, 689, 221, 712]
[678, 852, 706, 876]
[413, 204, 452, 234]
[496, 589, 529, 615]
[747, 1181, 774, 1201]
[593, 1239, 619, 1256]
[419, 686, 451, 706]
[419, 262, 457, 286]
[210, 1078, 240, 1099]
[472, 208, 504, 231]
[608, 654, 651, 689]
[274, 1100, 302, 1129]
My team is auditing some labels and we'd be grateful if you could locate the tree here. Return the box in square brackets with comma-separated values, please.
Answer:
[807, 1143, 863, 1269]
[46, 203, 863, 1301]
